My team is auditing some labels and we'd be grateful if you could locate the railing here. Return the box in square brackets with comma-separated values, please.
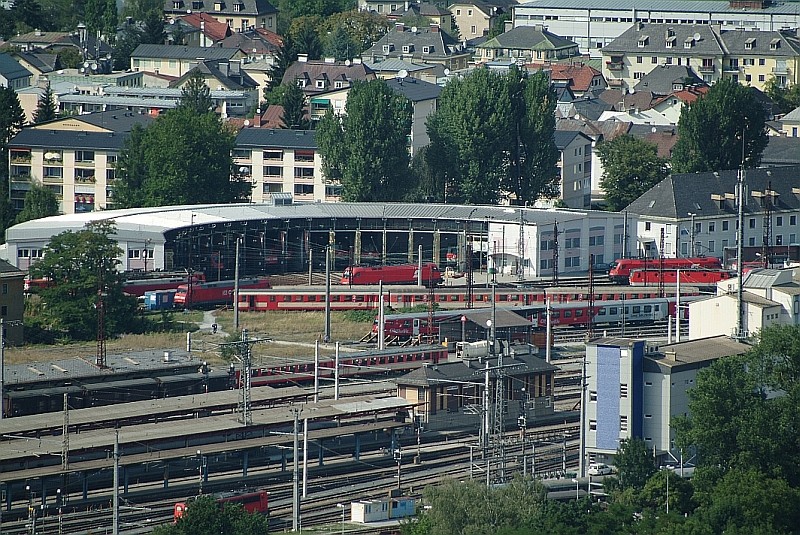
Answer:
[75, 176, 96, 184]
[698, 64, 715, 73]
[10, 154, 31, 164]
[606, 62, 624, 71]
[10, 173, 31, 182]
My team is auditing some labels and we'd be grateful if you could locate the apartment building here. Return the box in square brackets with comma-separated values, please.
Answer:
[554, 129, 592, 209]
[626, 165, 800, 260]
[233, 128, 341, 204]
[513, 0, 800, 58]
[7, 111, 153, 215]
[163, 0, 277, 33]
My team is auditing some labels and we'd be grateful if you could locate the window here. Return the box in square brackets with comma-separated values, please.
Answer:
[471, 25, 476, 34]
[620, 383, 628, 398]
[776, 235, 783, 245]
[589, 419, 597, 431]
[695, 222, 701, 234]
[636, 56, 643, 63]
[722, 220, 729, 231]
[75, 150, 95, 162]
[263, 165, 282, 177]
[749, 237, 756, 246]
[791, 215, 797, 225]
[263, 149, 282, 160]
[294, 184, 314, 195]
[294, 149, 314, 162]
[708, 240, 715, 252]
[589, 390, 597, 401]
[422, 46, 433, 53]
[43, 167, 63, 178]
[777, 216, 783, 226]
[749, 218, 756, 228]
[709, 222, 715, 232]
[294, 167, 314, 179]
[589, 236, 604, 246]
[74, 168, 95, 182]
[2, 283, 7, 295]
[620, 415, 628, 432]
[645, 222, 651, 231]
[651, 56, 657, 64]
[263, 183, 282, 193]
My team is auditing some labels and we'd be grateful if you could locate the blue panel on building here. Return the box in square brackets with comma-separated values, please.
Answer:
[596, 345, 620, 450]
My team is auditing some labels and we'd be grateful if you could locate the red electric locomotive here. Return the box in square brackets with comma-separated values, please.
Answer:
[174, 490, 268, 522]
[629, 269, 732, 287]
[174, 277, 271, 308]
[341, 263, 443, 286]
[608, 257, 721, 284]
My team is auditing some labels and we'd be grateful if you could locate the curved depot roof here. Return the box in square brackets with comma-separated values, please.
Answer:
[6, 202, 599, 244]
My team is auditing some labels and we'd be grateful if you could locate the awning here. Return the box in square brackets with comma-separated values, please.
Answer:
[310, 98, 330, 105]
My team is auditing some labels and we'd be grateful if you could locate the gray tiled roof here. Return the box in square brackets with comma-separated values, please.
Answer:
[554, 129, 589, 149]
[8, 129, 134, 151]
[164, 0, 276, 16]
[61, 110, 155, 132]
[131, 44, 241, 61]
[762, 136, 800, 166]
[15, 51, 59, 73]
[719, 29, 800, 57]
[633, 65, 705, 95]
[363, 26, 465, 60]
[479, 25, 577, 51]
[384, 76, 441, 101]
[235, 128, 317, 149]
[281, 60, 375, 95]
[626, 165, 800, 219]
[394, 353, 557, 387]
[517, 0, 800, 15]
[602, 23, 723, 56]
[0, 52, 32, 81]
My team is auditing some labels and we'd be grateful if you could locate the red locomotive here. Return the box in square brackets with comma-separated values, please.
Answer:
[122, 272, 206, 297]
[608, 257, 721, 284]
[174, 490, 268, 522]
[174, 277, 271, 308]
[341, 263, 443, 286]
[629, 269, 732, 287]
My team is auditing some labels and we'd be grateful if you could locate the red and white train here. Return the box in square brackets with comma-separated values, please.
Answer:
[174, 277, 271, 308]
[341, 263, 443, 286]
[174, 490, 268, 522]
[608, 257, 722, 284]
[240, 345, 447, 388]
[237, 284, 702, 313]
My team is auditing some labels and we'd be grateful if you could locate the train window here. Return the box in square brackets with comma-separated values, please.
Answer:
[633, 306, 641, 313]
[564, 310, 572, 318]
[552, 311, 560, 318]
[576, 309, 583, 317]
[609, 307, 618, 314]
[654, 305, 660, 311]
[644, 305, 652, 313]
[308, 295, 317, 302]
[270, 296, 276, 302]
[624, 307, 630, 314]
[598, 308, 606, 316]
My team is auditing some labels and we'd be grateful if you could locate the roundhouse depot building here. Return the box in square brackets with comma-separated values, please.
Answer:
[4, 202, 625, 279]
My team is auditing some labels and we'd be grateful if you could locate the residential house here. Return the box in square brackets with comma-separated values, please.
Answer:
[782, 106, 800, 137]
[448, 1, 507, 40]
[512, 0, 800, 58]
[625, 165, 800, 259]
[9, 27, 112, 65]
[363, 23, 471, 71]
[385, 76, 441, 155]
[583, 336, 750, 469]
[542, 63, 606, 96]
[762, 136, 800, 167]
[163, 0, 277, 33]
[717, 28, 800, 90]
[477, 25, 580, 64]
[553, 130, 593, 208]
[650, 85, 709, 124]
[130, 44, 246, 77]
[602, 23, 723, 90]
[282, 57, 376, 122]
[171, 60, 258, 92]
[690, 268, 800, 339]
[7, 111, 154, 215]
[172, 12, 232, 47]
[12, 51, 59, 86]
[0, 260, 25, 346]
[0, 53, 32, 90]
[219, 27, 282, 62]
[363, 58, 440, 80]
[233, 128, 340, 203]
[390, 2, 453, 34]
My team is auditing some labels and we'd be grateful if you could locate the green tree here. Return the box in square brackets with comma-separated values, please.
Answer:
[265, 37, 295, 95]
[85, 0, 105, 36]
[426, 67, 513, 204]
[121, 0, 162, 21]
[141, 10, 166, 44]
[112, 25, 143, 71]
[55, 47, 83, 69]
[114, 108, 251, 207]
[28, 220, 138, 340]
[11, 0, 47, 32]
[613, 437, 657, 490]
[316, 79, 412, 202]
[289, 16, 324, 60]
[506, 66, 560, 205]
[764, 78, 800, 115]
[16, 184, 59, 223]
[151, 496, 270, 535]
[319, 10, 390, 54]
[487, 13, 511, 39]
[671, 78, 768, 173]
[274, 0, 353, 34]
[0, 86, 26, 241]
[33, 83, 58, 123]
[102, 0, 118, 39]
[179, 70, 214, 114]
[278, 82, 309, 129]
[324, 25, 357, 61]
[597, 134, 669, 211]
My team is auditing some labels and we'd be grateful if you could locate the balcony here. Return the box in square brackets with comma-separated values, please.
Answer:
[10, 173, 31, 183]
[722, 63, 740, 73]
[42, 175, 63, 184]
[75, 175, 96, 184]
[606, 61, 624, 71]
[10, 153, 31, 164]
[698, 63, 715, 73]
[773, 65, 789, 75]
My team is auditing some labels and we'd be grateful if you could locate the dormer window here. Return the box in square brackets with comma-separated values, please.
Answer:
[191, 0, 202, 8]
[233, 2, 244, 11]
[770, 38, 780, 50]
[382, 44, 395, 53]
[214, 1, 224, 9]
[665, 36, 676, 48]
[297, 79, 307, 88]
[173, 0, 183, 8]
[334, 80, 346, 89]
[402, 44, 414, 53]
[684, 38, 693, 49]
[638, 35, 648, 47]
[316, 79, 327, 89]
[423, 45, 434, 53]
[745, 37, 755, 50]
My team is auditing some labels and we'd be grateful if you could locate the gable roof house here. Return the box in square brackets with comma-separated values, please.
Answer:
[389, 2, 454, 33]
[602, 23, 724, 91]
[362, 23, 472, 71]
[12, 51, 59, 86]
[0, 53, 32, 90]
[449, 1, 507, 41]
[130, 44, 246, 78]
[385, 76, 442, 155]
[781, 106, 800, 137]
[552, 129, 592, 209]
[9, 28, 112, 66]
[477, 25, 580, 64]
[717, 28, 800, 91]
[542, 63, 606, 96]
[219, 27, 283, 61]
[164, 0, 277, 34]
[171, 12, 233, 47]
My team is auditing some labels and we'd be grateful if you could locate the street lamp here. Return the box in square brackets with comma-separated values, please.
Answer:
[571, 478, 579, 501]
[485, 319, 493, 357]
[394, 448, 403, 490]
[56, 488, 63, 535]
[336, 503, 346, 534]
[688, 212, 697, 257]
[197, 449, 206, 495]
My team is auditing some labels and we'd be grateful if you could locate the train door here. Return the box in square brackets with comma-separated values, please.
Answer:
[413, 319, 421, 336]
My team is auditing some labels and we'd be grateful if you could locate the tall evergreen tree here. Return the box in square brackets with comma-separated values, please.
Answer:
[597, 134, 669, 211]
[289, 16, 324, 60]
[279, 82, 309, 129]
[324, 25, 357, 61]
[317, 79, 412, 202]
[33, 84, 58, 124]
[179, 70, 214, 114]
[0, 87, 26, 241]
[265, 37, 295, 95]
[671, 78, 768, 173]
[141, 10, 166, 44]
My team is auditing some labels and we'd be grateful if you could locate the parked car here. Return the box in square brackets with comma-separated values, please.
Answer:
[588, 463, 613, 476]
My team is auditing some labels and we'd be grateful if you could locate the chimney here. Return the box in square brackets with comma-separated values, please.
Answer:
[200, 20, 206, 46]
[395, 22, 405, 32]
[324, 56, 335, 63]
[298, 53, 308, 62]
[665, 350, 677, 362]
[253, 108, 261, 127]
[430, 23, 439, 32]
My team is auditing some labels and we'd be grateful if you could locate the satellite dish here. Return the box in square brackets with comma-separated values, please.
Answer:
[91, 63, 97, 70]
[411, 26, 418, 33]
[630, 88, 635, 94]
[244, 119, 250, 126]
[83, 61, 89, 68]
[444, 68, 451, 76]
[170, 19, 175, 24]
[345, 59, 351, 66]
[397, 69, 409, 79]
[693, 32, 701, 41]
[651, 126, 657, 133]
[187, 9, 191, 13]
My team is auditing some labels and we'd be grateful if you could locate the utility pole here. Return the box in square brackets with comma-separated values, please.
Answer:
[588, 254, 594, 338]
[95, 286, 107, 368]
[518, 209, 525, 282]
[62, 394, 69, 470]
[762, 181, 773, 268]
[736, 159, 746, 339]
[324, 246, 331, 343]
[291, 406, 303, 532]
[658, 228, 665, 298]
[545, 299, 552, 364]
[552, 222, 559, 285]
[218, 330, 270, 426]
[113, 430, 119, 535]
[233, 236, 241, 332]
[490, 284, 506, 483]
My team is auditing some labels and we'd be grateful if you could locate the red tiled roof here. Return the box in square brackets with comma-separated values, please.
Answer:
[178, 13, 232, 42]
[547, 63, 601, 92]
